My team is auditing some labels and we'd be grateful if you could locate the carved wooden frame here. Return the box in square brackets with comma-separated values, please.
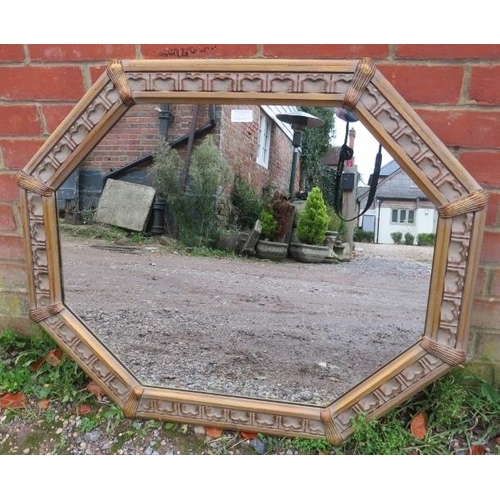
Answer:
[17, 58, 488, 444]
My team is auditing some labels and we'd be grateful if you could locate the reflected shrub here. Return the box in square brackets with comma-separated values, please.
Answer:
[354, 228, 374, 242]
[417, 233, 436, 246]
[404, 232, 415, 245]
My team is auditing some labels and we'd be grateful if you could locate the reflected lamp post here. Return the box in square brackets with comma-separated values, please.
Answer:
[276, 111, 325, 198]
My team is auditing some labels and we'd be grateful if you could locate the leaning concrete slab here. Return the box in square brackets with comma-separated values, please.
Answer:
[94, 179, 156, 232]
[240, 219, 261, 256]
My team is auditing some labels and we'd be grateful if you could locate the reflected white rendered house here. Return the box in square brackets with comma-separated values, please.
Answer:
[357, 160, 438, 244]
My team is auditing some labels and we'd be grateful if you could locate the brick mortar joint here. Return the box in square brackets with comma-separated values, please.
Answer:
[0, 258, 27, 266]
[0, 232, 23, 239]
[0, 287, 28, 294]
[473, 297, 500, 304]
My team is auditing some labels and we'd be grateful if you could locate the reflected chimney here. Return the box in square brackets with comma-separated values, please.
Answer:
[346, 128, 356, 168]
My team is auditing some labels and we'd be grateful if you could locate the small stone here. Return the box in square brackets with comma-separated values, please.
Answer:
[193, 425, 205, 437]
[56, 428, 63, 435]
[318, 362, 328, 368]
[299, 391, 312, 401]
[101, 441, 113, 451]
[23, 448, 30, 454]
[84, 430, 102, 443]
[248, 438, 266, 455]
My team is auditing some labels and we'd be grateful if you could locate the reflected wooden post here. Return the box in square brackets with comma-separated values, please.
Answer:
[342, 166, 358, 251]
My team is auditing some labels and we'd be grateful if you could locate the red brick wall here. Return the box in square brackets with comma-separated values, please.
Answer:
[84, 102, 294, 195]
[218, 105, 293, 195]
[82, 104, 160, 171]
[81, 104, 214, 171]
[1, 44, 500, 383]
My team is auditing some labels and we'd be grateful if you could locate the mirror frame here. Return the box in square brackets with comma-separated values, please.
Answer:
[17, 58, 488, 444]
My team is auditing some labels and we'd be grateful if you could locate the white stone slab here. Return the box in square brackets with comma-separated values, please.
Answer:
[95, 179, 156, 232]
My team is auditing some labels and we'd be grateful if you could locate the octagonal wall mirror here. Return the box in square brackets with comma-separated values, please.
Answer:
[56, 101, 434, 409]
[17, 58, 488, 444]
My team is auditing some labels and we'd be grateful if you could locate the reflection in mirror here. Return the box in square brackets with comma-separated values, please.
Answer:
[57, 102, 435, 406]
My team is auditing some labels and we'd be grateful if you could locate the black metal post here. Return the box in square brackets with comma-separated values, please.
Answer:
[276, 111, 324, 200]
[288, 147, 300, 198]
[151, 195, 166, 235]
[288, 129, 303, 199]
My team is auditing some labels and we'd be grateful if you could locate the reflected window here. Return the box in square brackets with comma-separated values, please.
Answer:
[257, 113, 272, 168]
[391, 209, 415, 224]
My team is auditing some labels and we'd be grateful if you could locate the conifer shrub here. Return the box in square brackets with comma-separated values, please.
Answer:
[188, 135, 231, 243]
[296, 186, 330, 245]
[149, 136, 230, 246]
[259, 207, 278, 240]
[231, 174, 263, 230]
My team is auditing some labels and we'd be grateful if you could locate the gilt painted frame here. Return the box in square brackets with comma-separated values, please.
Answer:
[17, 58, 488, 444]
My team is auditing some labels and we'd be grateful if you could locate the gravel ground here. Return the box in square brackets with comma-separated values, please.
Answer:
[5, 238, 486, 458]
[60, 236, 434, 406]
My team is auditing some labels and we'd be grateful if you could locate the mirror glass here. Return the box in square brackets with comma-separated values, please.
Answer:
[57, 102, 435, 407]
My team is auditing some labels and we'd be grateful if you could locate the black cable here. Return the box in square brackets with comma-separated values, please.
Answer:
[332, 120, 353, 215]
[334, 142, 382, 223]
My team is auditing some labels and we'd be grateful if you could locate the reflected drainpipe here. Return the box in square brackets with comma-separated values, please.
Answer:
[158, 104, 173, 140]
[376, 198, 382, 244]
[151, 105, 174, 235]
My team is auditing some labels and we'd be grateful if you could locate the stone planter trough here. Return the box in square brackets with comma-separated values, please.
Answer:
[289, 242, 330, 263]
[255, 240, 289, 261]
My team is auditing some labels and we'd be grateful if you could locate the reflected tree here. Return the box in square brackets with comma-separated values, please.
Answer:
[299, 106, 335, 196]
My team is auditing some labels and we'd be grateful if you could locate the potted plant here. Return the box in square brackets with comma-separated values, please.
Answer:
[255, 191, 294, 261]
[289, 186, 331, 263]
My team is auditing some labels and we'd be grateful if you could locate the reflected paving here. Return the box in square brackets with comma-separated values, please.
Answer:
[61, 234, 432, 406]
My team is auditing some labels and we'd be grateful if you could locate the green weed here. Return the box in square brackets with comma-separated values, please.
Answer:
[335, 368, 500, 455]
[2, 326, 499, 455]
[285, 437, 333, 454]
[184, 245, 237, 259]
[58, 221, 153, 245]
[101, 404, 125, 432]
[0, 328, 90, 405]
[43, 407, 57, 425]
[340, 410, 412, 455]
[77, 415, 101, 433]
